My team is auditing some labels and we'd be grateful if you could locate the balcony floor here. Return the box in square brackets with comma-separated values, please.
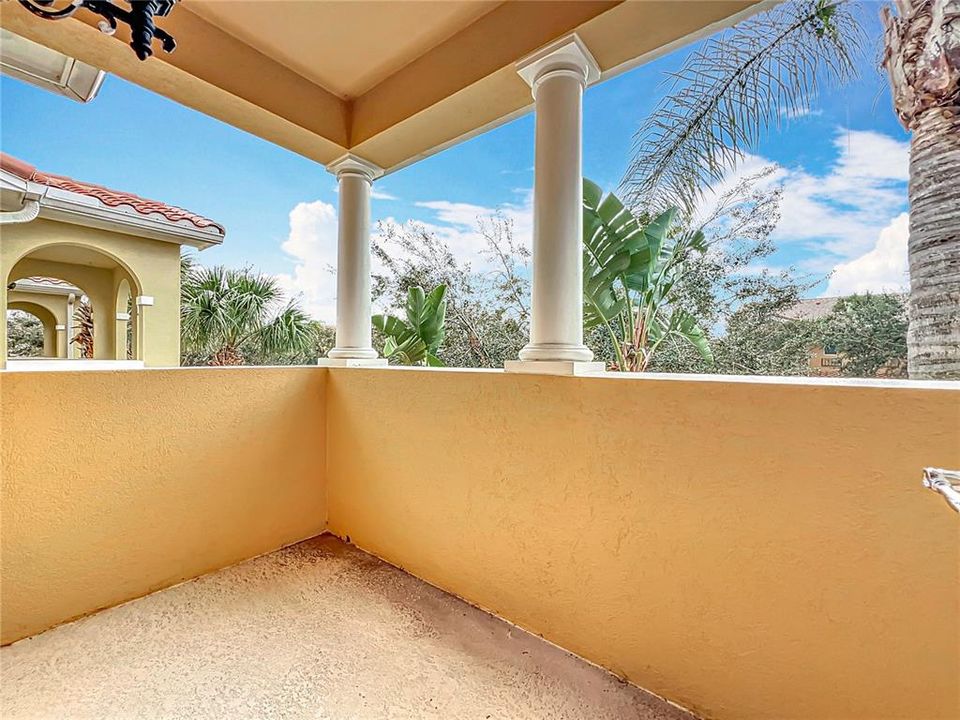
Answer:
[1, 536, 693, 720]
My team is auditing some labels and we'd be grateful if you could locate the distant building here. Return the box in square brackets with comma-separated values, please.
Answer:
[782, 296, 907, 377]
[1, 153, 225, 369]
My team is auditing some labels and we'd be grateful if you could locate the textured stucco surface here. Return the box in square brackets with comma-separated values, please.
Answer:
[0, 536, 692, 720]
[327, 368, 960, 720]
[1, 219, 183, 366]
[0, 367, 327, 645]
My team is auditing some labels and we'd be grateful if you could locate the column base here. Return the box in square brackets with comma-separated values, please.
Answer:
[518, 342, 594, 362]
[317, 358, 389, 368]
[504, 360, 606, 376]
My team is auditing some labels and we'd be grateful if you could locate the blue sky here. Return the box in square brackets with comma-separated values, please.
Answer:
[1, 2, 910, 322]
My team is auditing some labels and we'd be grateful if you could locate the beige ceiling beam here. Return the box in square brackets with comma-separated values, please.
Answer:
[350, 0, 764, 172]
[0, 3, 349, 161]
[1, 1, 767, 174]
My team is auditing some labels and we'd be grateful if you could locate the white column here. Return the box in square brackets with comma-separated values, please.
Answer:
[506, 35, 604, 376]
[320, 154, 387, 367]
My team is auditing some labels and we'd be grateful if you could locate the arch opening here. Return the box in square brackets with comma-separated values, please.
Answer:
[5, 242, 143, 365]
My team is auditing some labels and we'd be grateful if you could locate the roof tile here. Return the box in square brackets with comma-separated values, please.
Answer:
[0, 152, 224, 235]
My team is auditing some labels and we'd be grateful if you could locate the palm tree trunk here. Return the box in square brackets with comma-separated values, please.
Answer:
[907, 110, 960, 378]
[883, 0, 960, 379]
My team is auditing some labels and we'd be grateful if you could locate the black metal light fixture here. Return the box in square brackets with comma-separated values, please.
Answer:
[17, 0, 178, 61]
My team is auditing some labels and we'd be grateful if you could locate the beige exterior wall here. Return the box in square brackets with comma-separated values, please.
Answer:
[326, 369, 960, 720]
[1, 219, 182, 367]
[1, 366, 957, 719]
[0, 367, 328, 645]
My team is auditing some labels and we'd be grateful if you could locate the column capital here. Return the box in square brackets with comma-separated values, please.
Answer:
[516, 34, 600, 91]
[326, 153, 384, 182]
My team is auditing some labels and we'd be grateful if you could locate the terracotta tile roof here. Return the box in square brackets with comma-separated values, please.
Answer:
[0, 152, 225, 235]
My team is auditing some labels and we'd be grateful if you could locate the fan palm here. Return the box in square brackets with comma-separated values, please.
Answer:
[583, 179, 713, 372]
[372, 285, 447, 366]
[180, 264, 315, 366]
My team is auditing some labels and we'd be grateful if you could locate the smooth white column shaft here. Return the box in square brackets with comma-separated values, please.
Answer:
[325, 154, 383, 361]
[330, 170, 376, 358]
[520, 68, 590, 361]
[515, 36, 598, 364]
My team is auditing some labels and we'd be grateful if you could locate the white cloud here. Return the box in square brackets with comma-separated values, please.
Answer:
[772, 129, 909, 258]
[780, 105, 824, 119]
[273, 191, 533, 323]
[698, 127, 909, 281]
[824, 213, 909, 296]
[412, 191, 533, 265]
[274, 200, 339, 323]
[371, 188, 398, 201]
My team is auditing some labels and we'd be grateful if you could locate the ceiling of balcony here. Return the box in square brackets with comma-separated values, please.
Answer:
[0, 0, 764, 173]
[184, 0, 504, 99]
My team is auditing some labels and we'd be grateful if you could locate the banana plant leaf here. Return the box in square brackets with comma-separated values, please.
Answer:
[373, 284, 447, 366]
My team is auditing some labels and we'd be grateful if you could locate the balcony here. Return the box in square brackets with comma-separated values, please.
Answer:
[2, 535, 691, 719]
[2, 366, 958, 719]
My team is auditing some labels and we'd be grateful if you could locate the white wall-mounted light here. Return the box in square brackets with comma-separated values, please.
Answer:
[0, 28, 105, 103]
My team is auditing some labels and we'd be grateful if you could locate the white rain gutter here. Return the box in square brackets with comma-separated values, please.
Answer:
[0, 199, 41, 224]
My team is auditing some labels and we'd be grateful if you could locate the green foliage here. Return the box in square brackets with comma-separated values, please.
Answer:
[583, 178, 713, 371]
[820, 293, 908, 377]
[622, 0, 863, 215]
[373, 285, 448, 366]
[6, 310, 43, 358]
[372, 218, 529, 368]
[180, 263, 316, 366]
[645, 168, 821, 376]
[712, 300, 820, 376]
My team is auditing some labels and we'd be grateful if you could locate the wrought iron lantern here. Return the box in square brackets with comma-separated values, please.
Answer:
[17, 0, 178, 60]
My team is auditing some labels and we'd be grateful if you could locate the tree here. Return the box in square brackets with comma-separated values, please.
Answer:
[820, 293, 908, 377]
[882, 0, 960, 379]
[372, 285, 448, 366]
[711, 300, 821, 376]
[372, 217, 529, 368]
[622, 0, 863, 216]
[6, 310, 43, 357]
[582, 179, 713, 371]
[647, 168, 821, 375]
[180, 264, 316, 366]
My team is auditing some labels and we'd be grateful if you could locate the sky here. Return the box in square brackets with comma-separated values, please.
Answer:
[1, 2, 910, 323]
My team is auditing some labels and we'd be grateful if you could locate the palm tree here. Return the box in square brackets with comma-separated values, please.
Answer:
[882, 0, 960, 379]
[372, 285, 447, 366]
[180, 264, 315, 366]
[583, 179, 713, 371]
[72, 299, 94, 359]
[621, 0, 864, 216]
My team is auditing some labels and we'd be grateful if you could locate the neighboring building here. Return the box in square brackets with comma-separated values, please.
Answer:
[7, 276, 84, 358]
[782, 296, 907, 377]
[781, 297, 844, 376]
[1, 152, 224, 369]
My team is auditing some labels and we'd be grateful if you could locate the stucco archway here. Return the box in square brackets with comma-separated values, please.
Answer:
[6, 303, 57, 358]
[5, 243, 143, 362]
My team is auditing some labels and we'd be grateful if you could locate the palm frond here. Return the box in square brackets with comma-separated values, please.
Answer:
[621, 0, 864, 215]
[258, 302, 315, 358]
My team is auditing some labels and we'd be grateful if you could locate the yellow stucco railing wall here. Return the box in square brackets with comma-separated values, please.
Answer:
[2, 366, 958, 719]
[0, 367, 327, 645]
[325, 368, 960, 720]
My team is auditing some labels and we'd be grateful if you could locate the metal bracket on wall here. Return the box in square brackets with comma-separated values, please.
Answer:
[922, 468, 960, 514]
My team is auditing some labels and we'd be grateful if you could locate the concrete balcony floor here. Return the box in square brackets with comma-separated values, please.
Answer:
[1, 536, 693, 720]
